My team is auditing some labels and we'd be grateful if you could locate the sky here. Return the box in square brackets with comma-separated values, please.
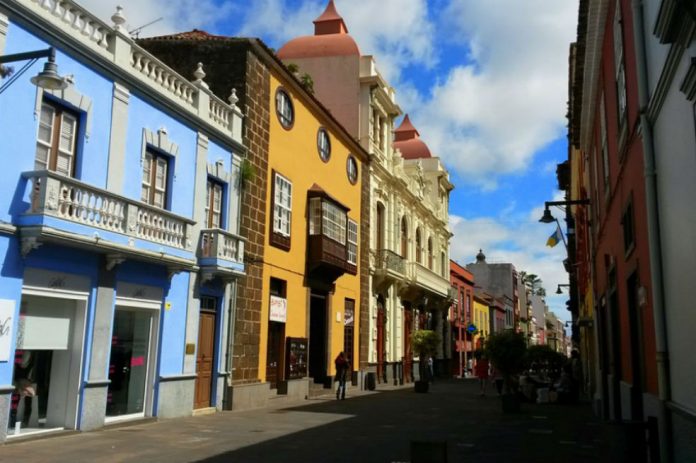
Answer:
[80, 0, 579, 321]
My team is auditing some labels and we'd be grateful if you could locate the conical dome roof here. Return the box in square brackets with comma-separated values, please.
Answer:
[393, 115, 432, 160]
[277, 1, 360, 59]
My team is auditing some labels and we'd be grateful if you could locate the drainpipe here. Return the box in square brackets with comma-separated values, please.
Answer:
[631, 1, 672, 461]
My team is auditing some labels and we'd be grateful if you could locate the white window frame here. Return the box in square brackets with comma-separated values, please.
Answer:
[273, 173, 292, 237]
[347, 219, 358, 265]
[35, 101, 78, 177]
[206, 179, 224, 228]
[321, 200, 346, 244]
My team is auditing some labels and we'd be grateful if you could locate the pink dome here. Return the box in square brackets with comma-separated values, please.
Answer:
[277, 1, 361, 59]
[393, 115, 432, 159]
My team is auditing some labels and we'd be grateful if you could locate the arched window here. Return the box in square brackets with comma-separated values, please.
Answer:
[376, 203, 385, 250]
[401, 217, 408, 258]
[428, 237, 433, 269]
[416, 228, 422, 264]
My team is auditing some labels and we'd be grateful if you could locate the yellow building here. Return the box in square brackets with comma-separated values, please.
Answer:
[473, 293, 490, 350]
[259, 64, 367, 392]
[141, 35, 368, 409]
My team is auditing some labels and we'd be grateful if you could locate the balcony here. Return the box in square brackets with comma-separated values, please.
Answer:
[198, 229, 245, 281]
[408, 262, 451, 299]
[19, 171, 195, 268]
[372, 249, 405, 292]
[307, 234, 354, 282]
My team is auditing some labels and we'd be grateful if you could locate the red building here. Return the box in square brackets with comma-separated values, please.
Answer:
[570, 0, 658, 439]
[449, 260, 474, 377]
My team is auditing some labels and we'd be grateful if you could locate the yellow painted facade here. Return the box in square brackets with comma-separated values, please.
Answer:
[472, 297, 490, 349]
[257, 71, 364, 382]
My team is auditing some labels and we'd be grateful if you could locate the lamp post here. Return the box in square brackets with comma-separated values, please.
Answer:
[556, 284, 570, 294]
[0, 46, 67, 94]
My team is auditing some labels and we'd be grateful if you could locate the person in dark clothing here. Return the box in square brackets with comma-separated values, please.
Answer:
[334, 352, 349, 400]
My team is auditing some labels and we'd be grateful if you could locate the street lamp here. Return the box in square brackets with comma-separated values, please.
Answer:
[0, 47, 67, 94]
[538, 199, 590, 223]
[556, 284, 570, 294]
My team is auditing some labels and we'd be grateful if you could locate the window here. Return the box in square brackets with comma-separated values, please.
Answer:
[622, 198, 635, 256]
[416, 228, 422, 264]
[347, 219, 358, 265]
[205, 179, 224, 228]
[272, 172, 292, 242]
[428, 237, 433, 270]
[346, 155, 358, 184]
[317, 128, 331, 162]
[35, 101, 79, 176]
[441, 252, 446, 276]
[322, 200, 346, 244]
[141, 150, 169, 208]
[613, 0, 627, 128]
[600, 94, 610, 196]
[400, 217, 408, 258]
[275, 88, 294, 129]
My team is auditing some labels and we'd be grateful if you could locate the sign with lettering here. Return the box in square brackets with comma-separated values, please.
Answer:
[269, 295, 287, 323]
[0, 300, 16, 362]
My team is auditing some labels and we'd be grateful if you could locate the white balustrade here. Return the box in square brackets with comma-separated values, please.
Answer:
[199, 229, 245, 264]
[31, 0, 110, 49]
[25, 171, 193, 250]
[130, 49, 196, 108]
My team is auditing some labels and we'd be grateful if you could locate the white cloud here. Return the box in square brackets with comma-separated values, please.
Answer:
[449, 197, 572, 320]
[414, 0, 578, 188]
[74, 0, 236, 37]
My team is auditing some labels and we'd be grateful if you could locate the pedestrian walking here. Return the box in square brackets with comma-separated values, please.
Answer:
[474, 351, 489, 396]
[491, 363, 504, 395]
[334, 352, 349, 400]
[427, 356, 434, 382]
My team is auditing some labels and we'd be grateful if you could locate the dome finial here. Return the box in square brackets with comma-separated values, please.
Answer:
[476, 249, 486, 262]
[314, 0, 349, 35]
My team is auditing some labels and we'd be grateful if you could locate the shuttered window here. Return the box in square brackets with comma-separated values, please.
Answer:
[206, 180, 223, 228]
[142, 150, 169, 209]
[35, 102, 78, 176]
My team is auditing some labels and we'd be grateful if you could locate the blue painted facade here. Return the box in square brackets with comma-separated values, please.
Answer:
[0, 0, 246, 440]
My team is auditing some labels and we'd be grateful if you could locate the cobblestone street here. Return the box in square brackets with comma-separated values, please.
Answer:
[0, 379, 627, 463]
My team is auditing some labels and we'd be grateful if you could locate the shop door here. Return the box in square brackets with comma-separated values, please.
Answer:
[376, 300, 385, 382]
[266, 321, 285, 388]
[343, 299, 355, 379]
[194, 309, 216, 409]
[403, 305, 413, 382]
[309, 293, 328, 383]
[106, 308, 153, 418]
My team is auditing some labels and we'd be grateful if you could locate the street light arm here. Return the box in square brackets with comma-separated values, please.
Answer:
[0, 47, 55, 64]
[544, 199, 590, 209]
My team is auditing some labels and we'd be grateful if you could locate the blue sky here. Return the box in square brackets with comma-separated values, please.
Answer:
[81, 0, 579, 319]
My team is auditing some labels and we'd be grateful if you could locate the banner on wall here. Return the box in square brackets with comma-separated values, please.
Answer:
[0, 300, 16, 362]
[269, 295, 287, 323]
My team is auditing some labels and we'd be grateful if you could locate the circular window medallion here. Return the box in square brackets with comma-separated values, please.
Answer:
[275, 88, 294, 129]
[346, 155, 358, 184]
[317, 128, 331, 162]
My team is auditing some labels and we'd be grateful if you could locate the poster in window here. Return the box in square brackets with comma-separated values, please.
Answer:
[0, 300, 16, 362]
[344, 305, 354, 327]
[270, 295, 287, 323]
[285, 337, 307, 380]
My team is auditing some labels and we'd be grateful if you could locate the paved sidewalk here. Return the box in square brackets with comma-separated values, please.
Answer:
[0, 379, 628, 463]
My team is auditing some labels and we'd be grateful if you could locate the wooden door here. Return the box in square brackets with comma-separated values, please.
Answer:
[376, 300, 385, 382]
[194, 311, 216, 409]
[266, 321, 285, 388]
[403, 305, 413, 382]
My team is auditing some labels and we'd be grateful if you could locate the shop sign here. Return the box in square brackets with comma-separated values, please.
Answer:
[0, 300, 15, 362]
[269, 295, 287, 323]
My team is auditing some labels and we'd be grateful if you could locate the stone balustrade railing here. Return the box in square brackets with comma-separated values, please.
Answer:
[407, 261, 451, 298]
[24, 170, 194, 250]
[199, 229, 245, 264]
[18, 0, 243, 140]
[29, 0, 111, 50]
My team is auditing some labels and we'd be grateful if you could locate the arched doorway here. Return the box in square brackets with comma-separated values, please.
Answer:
[376, 296, 386, 383]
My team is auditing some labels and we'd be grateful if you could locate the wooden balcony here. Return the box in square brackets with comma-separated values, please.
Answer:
[307, 234, 353, 282]
[198, 228, 245, 281]
[19, 170, 195, 268]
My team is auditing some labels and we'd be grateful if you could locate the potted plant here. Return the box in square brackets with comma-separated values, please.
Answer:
[485, 330, 527, 412]
[410, 329, 440, 393]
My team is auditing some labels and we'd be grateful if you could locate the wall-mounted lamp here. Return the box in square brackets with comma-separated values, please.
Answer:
[556, 284, 570, 294]
[0, 46, 67, 95]
[538, 199, 590, 223]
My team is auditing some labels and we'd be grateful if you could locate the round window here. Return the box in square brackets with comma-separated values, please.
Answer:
[346, 155, 358, 184]
[317, 128, 331, 162]
[275, 88, 294, 129]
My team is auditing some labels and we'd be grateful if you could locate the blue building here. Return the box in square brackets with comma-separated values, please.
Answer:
[0, 0, 245, 440]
